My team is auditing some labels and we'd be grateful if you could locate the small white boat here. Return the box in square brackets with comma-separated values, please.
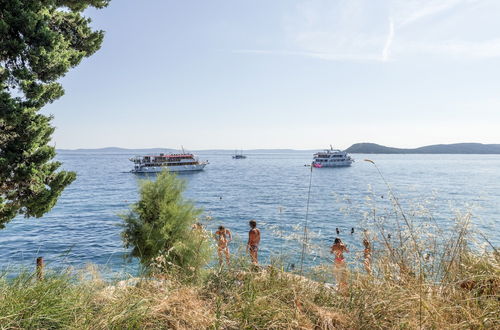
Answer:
[130, 152, 208, 173]
[312, 146, 354, 167]
[232, 150, 247, 159]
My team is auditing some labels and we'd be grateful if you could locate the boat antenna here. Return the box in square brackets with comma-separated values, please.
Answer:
[299, 163, 314, 275]
[181, 145, 185, 153]
[330, 144, 333, 151]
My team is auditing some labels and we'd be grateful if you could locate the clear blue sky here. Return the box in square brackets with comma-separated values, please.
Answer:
[44, 0, 500, 150]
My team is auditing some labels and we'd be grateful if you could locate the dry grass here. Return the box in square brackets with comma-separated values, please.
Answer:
[0, 251, 498, 329]
[148, 287, 215, 329]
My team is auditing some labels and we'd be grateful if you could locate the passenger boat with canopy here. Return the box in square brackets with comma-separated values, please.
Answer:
[130, 152, 208, 173]
[312, 146, 354, 167]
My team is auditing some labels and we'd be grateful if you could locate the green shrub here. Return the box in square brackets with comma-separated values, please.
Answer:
[121, 170, 213, 279]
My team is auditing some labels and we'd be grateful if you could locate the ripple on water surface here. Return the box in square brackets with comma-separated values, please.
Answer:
[1, 152, 499, 276]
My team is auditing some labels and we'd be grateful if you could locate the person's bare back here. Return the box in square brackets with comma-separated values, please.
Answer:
[248, 228, 260, 246]
[247, 220, 260, 264]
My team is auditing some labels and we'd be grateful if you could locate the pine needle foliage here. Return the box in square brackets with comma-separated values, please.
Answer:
[121, 171, 213, 279]
[0, 0, 111, 228]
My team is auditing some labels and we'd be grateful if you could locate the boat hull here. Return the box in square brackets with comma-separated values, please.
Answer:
[131, 163, 207, 173]
[312, 160, 353, 167]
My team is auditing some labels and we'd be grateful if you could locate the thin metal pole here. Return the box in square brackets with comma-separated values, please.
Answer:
[279, 206, 283, 257]
[300, 164, 313, 275]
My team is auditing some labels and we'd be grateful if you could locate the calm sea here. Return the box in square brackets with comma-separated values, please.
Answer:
[1, 151, 499, 276]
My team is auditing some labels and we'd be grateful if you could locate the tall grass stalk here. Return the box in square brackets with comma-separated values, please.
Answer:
[300, 164, 314, 275]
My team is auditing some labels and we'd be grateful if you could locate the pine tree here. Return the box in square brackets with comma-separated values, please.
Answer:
[0, 0, 111, 227]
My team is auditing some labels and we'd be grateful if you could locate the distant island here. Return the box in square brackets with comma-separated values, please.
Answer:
[57, 147, 176, 153]
[57, 147, 305, 153]
[345, 143, 500, 154]
[58, 143, 500, 154]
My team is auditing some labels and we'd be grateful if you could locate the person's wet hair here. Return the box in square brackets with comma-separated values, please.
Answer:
[249, 220, 257, 228]
[334, 238, 341, 244]
[218, 225, 224, 231]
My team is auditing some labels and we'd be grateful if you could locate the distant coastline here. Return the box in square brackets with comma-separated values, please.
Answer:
[57, 142, 500, 154]
[345, 142, 500, 154]
[56, 147, 311, 153]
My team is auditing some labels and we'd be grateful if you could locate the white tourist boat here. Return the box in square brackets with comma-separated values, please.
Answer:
[312, 146, 354, 167]
[130, 152, 208, 173]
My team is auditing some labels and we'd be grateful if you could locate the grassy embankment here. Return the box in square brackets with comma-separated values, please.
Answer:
[0, 242, 498, 329]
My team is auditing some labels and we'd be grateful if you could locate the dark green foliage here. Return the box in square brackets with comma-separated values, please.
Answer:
[121, 171, 213, 278]
[0, 0, 110, 227]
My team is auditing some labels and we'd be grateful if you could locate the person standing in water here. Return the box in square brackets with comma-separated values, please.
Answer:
[331, 238, 349, 291]
[247, 220, 261, 264]
[214, 225, 232, 265]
